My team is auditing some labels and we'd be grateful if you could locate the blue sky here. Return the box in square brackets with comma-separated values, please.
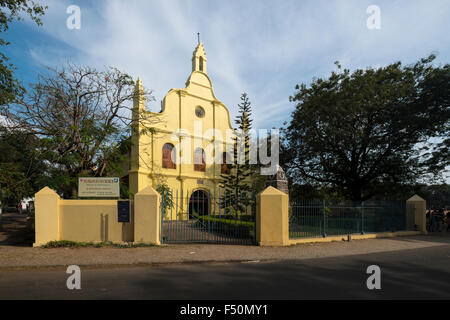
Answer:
[4, 0, 450, 131]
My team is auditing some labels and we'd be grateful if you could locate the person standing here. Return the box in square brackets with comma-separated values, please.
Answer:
[436, 209, 445, 232]
[446, 211, 450, 232]
[431, 210, 439, 232]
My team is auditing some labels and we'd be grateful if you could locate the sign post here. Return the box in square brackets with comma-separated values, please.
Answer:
[78, 177, 120, 198]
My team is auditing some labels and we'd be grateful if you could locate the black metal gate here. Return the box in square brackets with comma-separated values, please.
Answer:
[160, 189, 256, 245]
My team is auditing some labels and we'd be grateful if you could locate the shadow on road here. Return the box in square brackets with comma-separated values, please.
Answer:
[0, 238, 449, 299]
[128, 248, 450, 299]
[388, 232, 450, 245]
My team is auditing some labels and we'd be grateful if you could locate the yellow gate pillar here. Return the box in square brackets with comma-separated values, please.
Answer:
[134, 186, 161, 245]
[406, 195, 427, 235]
[34, 187, 60, 247]
[256, 186, 289, 246]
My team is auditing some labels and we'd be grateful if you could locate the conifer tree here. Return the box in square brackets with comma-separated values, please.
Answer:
[220, 93, 254, 217]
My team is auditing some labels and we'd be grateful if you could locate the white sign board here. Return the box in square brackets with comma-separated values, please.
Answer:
[78, 177, 120, 198]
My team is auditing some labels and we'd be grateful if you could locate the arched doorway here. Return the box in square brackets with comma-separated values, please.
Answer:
[189, 190, 209, 219]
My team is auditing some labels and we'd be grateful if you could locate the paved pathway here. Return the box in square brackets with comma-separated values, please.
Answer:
[0, 233, 449, 269]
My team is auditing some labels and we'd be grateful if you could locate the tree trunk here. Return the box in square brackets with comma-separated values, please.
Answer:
[349, 184, 363, 202]
[71, 186, 77, 199]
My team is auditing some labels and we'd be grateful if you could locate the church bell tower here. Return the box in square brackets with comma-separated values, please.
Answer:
[192, 42, 207, 74]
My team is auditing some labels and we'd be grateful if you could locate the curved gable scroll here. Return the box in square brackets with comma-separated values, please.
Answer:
[185, 71, 216, 101]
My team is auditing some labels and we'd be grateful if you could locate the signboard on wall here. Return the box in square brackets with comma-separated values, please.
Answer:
[78, 177, 120, 198]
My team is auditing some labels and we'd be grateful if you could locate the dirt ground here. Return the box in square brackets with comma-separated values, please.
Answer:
[1, 212, 449, 270]
[0, 213, 34, 246]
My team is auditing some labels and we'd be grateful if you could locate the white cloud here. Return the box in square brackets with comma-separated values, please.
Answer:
[22, 0, 450, 131]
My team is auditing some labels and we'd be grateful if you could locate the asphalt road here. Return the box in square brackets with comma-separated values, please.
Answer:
[0, 244, 449, 300]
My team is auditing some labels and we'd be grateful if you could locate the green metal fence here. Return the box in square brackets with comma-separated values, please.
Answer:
[161, 189, 256, 245]
[289, 200, 416, 239]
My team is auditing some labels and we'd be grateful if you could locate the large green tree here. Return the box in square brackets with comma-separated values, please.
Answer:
[418, 64, 450, 175]
[282, 55, 450, 201]
[220, 93, 255, 215]
[3, 65, 155, 198]
[0, 126, 48, 206]
[0, 0, 46, 105]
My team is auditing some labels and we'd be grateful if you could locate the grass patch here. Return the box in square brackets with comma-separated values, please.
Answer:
[196, 215, 255, 239]
[198, 215, 255, 227]
[41, 240, 157, 249]
[41, 240, 94, 248]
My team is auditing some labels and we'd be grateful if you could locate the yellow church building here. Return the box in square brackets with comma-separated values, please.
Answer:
[129, 42, 235, 215]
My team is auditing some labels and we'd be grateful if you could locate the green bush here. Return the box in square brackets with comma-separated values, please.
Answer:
[41, 240, 157, 248]
[41, 240, 94, 248]
[197, 215, 255, 239]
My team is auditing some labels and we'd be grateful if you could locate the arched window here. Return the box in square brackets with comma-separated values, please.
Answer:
[221, 152, 230, 174]
[194, 148, 206, 172]
[199, 57, 204, 72]
[162, 143, 176, 169]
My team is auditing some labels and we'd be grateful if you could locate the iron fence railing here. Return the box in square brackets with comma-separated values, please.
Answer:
[161, 189, 256, 244]
[289, 200, 416, 239]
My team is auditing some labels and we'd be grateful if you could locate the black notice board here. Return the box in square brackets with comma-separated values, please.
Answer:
[118, 201, 130, 223]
